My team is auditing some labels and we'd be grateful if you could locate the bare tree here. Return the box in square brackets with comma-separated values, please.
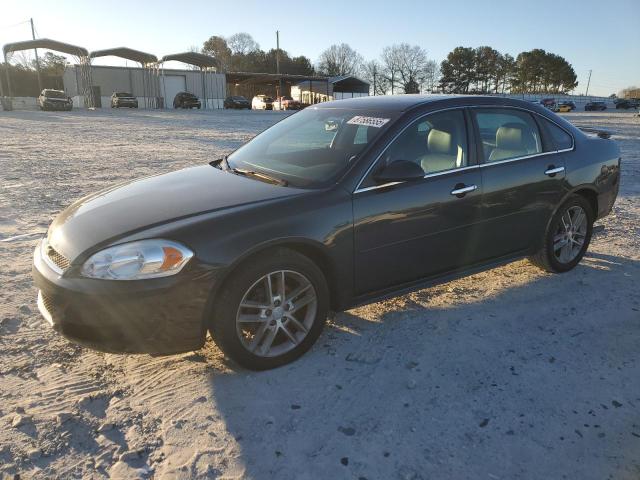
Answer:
[380, 46, 401, 94]
[317, 44, 363, 77]
[227, 33, 260, 55]
[361, 60, 390, 95]
[423, 60, 440, 93]
[380, 44, 433, 94]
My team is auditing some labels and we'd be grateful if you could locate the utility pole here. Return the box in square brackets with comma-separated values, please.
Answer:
[30, 18, 43, 92]
[585, 69, 592, 98]
[275, 30, 282, 100]
[275, 30, 280, 74]
[373, 67, 376, 96]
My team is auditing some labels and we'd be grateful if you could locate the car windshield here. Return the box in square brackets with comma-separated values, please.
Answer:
[116, 92, 132, 97]
[226, 107, 397, 188]
[232, 96, 246, 101]
[45, 90, 66, 99]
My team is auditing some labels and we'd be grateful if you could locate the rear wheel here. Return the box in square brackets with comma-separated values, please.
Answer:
[529, 195, 594, 273]
[210, 248, 329, 370]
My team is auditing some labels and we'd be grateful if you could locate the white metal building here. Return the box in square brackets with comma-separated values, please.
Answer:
[63, 64, 226, 109]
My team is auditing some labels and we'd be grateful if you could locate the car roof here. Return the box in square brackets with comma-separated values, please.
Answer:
[313, 94, 556, 113]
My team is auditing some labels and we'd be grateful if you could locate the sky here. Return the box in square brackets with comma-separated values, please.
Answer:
[1, 0, 638, 96]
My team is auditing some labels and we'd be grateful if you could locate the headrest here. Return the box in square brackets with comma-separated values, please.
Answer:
[496, 123, 527, 150]
[427, 128, 453, 155]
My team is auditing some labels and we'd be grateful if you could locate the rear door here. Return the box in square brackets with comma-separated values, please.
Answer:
[471, 108, 569, 260]
[352, 109, 484, 295]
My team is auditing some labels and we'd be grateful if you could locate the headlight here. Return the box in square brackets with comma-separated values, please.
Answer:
[81, 239, 193, 280]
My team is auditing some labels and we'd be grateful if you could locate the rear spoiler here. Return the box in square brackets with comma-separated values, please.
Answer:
[576, 126, 615, 139]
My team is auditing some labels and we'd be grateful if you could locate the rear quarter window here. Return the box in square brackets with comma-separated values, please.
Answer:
[543, 120, 573, 151]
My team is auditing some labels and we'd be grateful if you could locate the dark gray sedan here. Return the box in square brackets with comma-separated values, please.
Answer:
[33, 95, 621, 370]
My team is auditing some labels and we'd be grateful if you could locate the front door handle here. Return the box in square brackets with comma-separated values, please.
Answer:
[450, 184, 477, 197]
[545, 165, 565, 176]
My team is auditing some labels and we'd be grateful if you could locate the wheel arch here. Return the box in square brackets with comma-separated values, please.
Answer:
[207, 238, 343, 321]
[537, 185, 599, 252]
[560, 184, 598, 221]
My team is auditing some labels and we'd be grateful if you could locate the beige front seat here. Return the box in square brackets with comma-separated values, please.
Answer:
[420, 126, 463, 173]
[489, 123, 537, 162]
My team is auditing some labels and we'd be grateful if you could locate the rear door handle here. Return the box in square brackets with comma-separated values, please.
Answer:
[450, 184, 477, 196]
[545, 166, 565, 176]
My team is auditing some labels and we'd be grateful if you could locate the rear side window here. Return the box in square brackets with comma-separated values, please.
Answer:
[542, 119, 573, 150]
[474, 109, 542, 163]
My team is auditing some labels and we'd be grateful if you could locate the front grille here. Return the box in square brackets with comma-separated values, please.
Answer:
[46, 244, 70, 271]
[40, 291, 56, 314]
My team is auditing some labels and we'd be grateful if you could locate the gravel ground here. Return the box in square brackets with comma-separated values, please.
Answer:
[0, 108, 639, 480]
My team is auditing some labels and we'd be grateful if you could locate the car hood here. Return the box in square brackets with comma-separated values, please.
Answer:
[48, 165, 306, 261]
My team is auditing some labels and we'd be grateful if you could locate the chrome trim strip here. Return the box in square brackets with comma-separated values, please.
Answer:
[478, 151, 554, 167]
[355, 181, 404, 193]
[353, 104, 575, 194]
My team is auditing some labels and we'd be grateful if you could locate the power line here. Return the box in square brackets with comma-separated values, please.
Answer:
[0, 19, 30, 29]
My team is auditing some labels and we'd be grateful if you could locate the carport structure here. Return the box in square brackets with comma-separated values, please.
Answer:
[89, 47, 160, 108]
[2, 38, 94, 107]
[226, 72, 330, 102]
[159, 52, 222, 109]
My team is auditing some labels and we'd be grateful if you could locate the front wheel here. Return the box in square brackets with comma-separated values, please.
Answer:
[210, 248, 329, 370]
[529, 195, 594, 273]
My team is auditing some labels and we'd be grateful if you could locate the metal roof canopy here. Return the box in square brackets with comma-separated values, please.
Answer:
[160, 52, 220, 69]
[328, 75, 370, 93]
[3, 38, 88, 57]
[90, 47, 157, 65]
[227, 72, 330, 85]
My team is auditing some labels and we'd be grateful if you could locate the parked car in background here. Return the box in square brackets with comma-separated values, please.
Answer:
[111, 92, 138, 108]
[173, 92, 201, 109]
[224, 95, 251, 109]
[558, 101, 576, 111]
[33, 95, 621, 370]
[38, 89, 73, 111]
[615, 99, 639, 109]
[252, 95, 274, 110]
[585, 101, 607, 111]
[540, 98, 556, 109]
[554, 104, 572, 113]
[273, 96, 302, 111]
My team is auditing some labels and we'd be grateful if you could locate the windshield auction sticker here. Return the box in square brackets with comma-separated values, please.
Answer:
[346, 116, 391, 128]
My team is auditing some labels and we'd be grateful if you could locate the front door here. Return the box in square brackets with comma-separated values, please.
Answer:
[353, 109, 484, 295]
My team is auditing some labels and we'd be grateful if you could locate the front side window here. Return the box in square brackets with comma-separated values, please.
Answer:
[379, 109, 468, 175]
[227, 108, 397, 188]
[474, 109, 542, 163]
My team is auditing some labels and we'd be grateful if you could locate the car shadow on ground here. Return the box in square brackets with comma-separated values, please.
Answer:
[203, 253, 640, 479]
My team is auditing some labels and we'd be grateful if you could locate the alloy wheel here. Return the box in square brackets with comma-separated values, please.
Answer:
[553, 205, 588, 264]
[236, 270, 317, 357]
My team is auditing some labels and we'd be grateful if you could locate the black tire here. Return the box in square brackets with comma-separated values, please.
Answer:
[210, 248, 329, 370]
[529, 194, 594, 273]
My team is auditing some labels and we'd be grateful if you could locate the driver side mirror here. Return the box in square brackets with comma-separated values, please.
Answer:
[374, 160, 424, 183]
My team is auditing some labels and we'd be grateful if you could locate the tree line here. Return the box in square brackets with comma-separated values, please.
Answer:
[0, 51, 67, 96]
[199, 34, 578, 96]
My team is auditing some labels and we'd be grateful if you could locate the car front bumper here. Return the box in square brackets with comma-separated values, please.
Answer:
[32, 239, 219, 355]
[43, 101, 72, 110]
[115, 101, 138, 107]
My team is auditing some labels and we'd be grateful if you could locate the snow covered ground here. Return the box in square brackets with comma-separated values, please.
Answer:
[0, 108, 639, 479]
